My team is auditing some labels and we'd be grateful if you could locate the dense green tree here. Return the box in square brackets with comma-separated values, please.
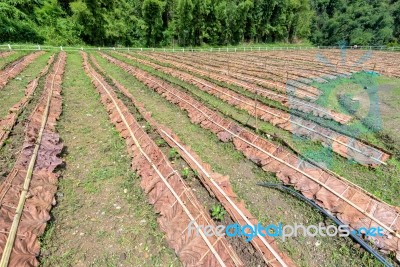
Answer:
[251, 0, 282, 42]
[103, 0, 140, 46]
[310, 0, 395, 45]
[286, 0, 312, 42]
[392, 0, 400, 43]
[68, 0, 111, 45]
[191, 0, 209, 45]
[142, 0, 164, 46]
[1, 0, 399, 46]
[230, 0, 252, 44]
[176, 0, 194, 46]
[58, 0, 74, 14]
[34, 0, 81, 45]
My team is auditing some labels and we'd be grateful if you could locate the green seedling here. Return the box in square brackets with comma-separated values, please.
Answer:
[181, 167, 190, 179]
[155, 138, 167, 147]
[168, 148, 180, 161]
[143, 122, 151, 133]
[210, 204, 226, 221]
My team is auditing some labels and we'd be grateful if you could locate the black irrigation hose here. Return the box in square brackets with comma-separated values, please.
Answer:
[257, 182, 393, 267]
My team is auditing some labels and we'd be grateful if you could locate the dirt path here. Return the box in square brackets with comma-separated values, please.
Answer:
[40, 53, 179, 266]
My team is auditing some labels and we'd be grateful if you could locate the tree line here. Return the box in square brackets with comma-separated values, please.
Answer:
[1, 0, 399, 47]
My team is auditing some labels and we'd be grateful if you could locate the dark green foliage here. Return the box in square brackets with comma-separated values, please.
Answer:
[142, 0, 164, 46]
[35, 0, 81, 45]
[1, 0, 399, 46]
[210, 204, 226, 221]
[392, 1, 400, 44]
[0, 3, 44, 43]
[310, 0, 397, 45]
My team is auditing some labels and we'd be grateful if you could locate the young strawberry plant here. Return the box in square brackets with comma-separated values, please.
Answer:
[210, 204, 226, 221]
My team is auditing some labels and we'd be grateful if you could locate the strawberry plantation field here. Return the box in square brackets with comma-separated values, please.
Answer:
[0, 48, 399, 267]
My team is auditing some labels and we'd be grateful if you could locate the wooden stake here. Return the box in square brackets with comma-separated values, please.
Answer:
[254, 94, 259, 133]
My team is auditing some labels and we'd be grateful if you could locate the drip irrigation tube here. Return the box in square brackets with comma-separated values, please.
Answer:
[257, 182, 393, 267]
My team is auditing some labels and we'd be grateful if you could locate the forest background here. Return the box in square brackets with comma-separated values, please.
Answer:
[1, 0, 399, 47]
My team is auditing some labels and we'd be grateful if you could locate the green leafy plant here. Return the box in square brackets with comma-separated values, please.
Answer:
[210, 204, 226, 221]
[155, 138, 167, 147]
[168, 148, 179, 161]
[143, 122, 151, 133]
[181, 167, 190, 179]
